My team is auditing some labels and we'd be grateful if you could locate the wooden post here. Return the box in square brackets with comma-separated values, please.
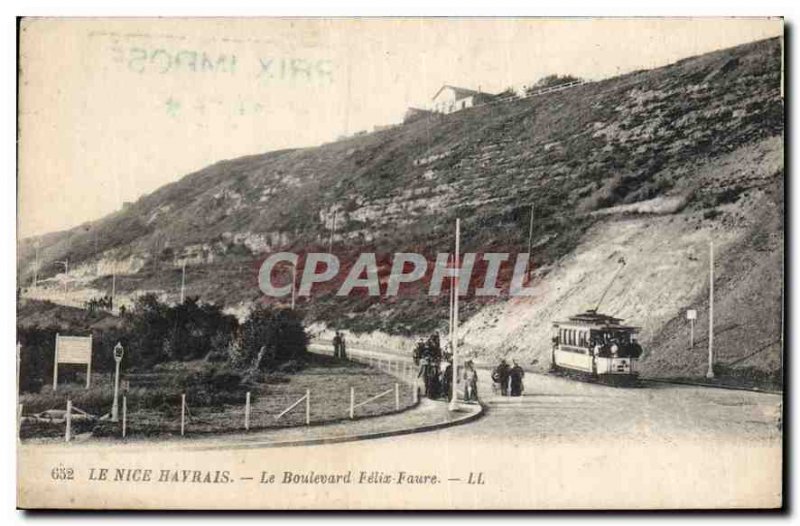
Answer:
[690, 318, 695, 349]
[181, 393, 186, 436]
[122, 395, 127, 438]
[305, 389, 310, 426]
[245, 392, 251, 431]
[395, 383, 400, 411]
[53, 333, 59, 391]
[65, 399, 72, 443]
[349, 387, 355, 420]
[86, 333, 93, 389]
[17, 403, 23, 441]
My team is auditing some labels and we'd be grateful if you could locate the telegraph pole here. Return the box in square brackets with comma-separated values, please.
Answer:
[706, 241, 715, 379]
[111, 267, 117, 312]
[33, 241, 39, 289]
[179, 261, 186, 304]
[449, 219, 460, 412]
[328, 210, 337, 253]
[527, 204, 534, 281]
[291, 262, 297, 310]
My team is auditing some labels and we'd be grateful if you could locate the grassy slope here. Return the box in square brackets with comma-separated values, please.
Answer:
[19, 37, 784, 380]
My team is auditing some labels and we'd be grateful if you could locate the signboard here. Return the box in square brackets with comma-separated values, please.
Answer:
[686, 309, 697, 320]
[53, 334, 93, 390]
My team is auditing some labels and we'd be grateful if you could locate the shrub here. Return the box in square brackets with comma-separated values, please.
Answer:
[237, 305, 309, 371]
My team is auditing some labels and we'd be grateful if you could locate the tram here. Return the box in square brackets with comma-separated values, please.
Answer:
[550, 310, 643, 383]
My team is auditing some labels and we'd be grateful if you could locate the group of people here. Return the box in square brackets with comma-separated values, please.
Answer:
[411, 333, 480, 404]
[491, 359, 525, 397]
[414, 333, 452, 401]
[332, 331, 348, 359]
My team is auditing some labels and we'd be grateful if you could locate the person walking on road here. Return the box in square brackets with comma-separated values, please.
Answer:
[509, 359, 525, 397]
[463, 360, 479, 402]
[332, 332, 342, 359]
[441, 360, 453, 401]
[340, 332, 347, 359]
[492, 359, 510, 396]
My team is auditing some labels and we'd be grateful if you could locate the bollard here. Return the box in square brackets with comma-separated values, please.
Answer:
[65, 399, 72, 443]
[305, 389, 311, 426]
[122, 395, 127, 438]
[350, 387, 355, 420]
[245, 392, 251, 431]
[181, 393, 186, 437]
[395, 383, 400, 411]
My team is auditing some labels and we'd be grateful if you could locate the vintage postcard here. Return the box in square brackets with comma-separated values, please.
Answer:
[16, 17, 784, 510]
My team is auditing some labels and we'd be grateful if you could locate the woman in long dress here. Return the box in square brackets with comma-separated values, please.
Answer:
[509, 359, 525, 397]
[463, 360, 478, 401]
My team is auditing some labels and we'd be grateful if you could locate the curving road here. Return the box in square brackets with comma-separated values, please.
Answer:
[335, 343, 782, 446]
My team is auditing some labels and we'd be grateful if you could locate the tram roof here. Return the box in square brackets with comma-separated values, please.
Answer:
[553, 310, 639, 330]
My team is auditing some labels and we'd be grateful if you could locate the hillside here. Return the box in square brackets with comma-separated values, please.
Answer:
[18, 37, 784, 383]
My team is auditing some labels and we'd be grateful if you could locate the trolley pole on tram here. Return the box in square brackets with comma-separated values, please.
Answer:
[706, 240, 715, 379]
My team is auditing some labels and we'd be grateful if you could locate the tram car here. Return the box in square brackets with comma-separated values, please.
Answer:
[551, 310, 643, 383]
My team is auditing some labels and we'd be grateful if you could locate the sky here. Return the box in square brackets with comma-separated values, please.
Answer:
[18, 17, 783, 238]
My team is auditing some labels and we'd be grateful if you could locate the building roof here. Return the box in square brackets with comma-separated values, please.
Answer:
[431, 84, 483, 101]
[553, 310, 639, 331]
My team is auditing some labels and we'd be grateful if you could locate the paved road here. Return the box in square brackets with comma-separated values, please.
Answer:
[18, 344, 783, 509]
[334, 344, 782, 446]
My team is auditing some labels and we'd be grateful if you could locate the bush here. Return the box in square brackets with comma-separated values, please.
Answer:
[235, 305, 309, 371]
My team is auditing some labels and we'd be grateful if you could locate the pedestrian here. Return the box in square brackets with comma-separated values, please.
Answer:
[340, 332, 348, 359]
[332, 331, 342, 359]
[463, 360, 478, 402]
[417, 356, 437, 398]
[492, 359, 510, 396]
[441, 360, 453, 401]
[509, 359, 525, 397]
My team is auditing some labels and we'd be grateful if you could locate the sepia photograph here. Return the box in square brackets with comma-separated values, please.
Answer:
[15, 16, 784, 510]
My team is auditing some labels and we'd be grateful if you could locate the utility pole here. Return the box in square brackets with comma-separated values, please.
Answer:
[291, 262, 297, 310]
[707, 241, 715, 379]
[328, 210, 337, 253]
[449, 219, 460, 412]
[180, 261, 186, 304]
[448, 253, 455, 351]
[527, 204, 534, 281]
[33, 241, 39, 289]
[111, 266, 116, 312]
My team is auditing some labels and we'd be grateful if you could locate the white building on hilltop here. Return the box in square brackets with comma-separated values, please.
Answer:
[430, 85, 494, 114]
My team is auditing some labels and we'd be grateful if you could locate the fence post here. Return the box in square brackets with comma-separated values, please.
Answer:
[305, 389, 310, 426]
[245, 391, 251, 431]
[395, 383, 400, 411]
[65, 399, 72, 443]
[18, 403, 23, 441]
[350, 387, 355, 420]
[181, 393, 186, 437]
[122, 395, 127, 438]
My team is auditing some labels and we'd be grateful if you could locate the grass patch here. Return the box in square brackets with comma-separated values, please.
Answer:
[21, 353, 415, 440]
